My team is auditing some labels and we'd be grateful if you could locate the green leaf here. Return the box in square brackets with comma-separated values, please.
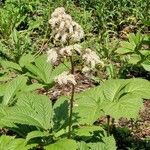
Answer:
[78, 141, 89, 150]
[24, 54, 69, 85]
[52, 96, 69, 131]
[124, 78, 150, 99]
[98, 79, 144, 119]
[22, 83, 43, 92]
[26, 130, 50, 142]
[75, 126, 105, 137]
[2, 76, 27, 105]
[1, 60, 22, 71]
[88, 136, 116, 150]
[127, 54, 141, 64]
[142, 59, 150, 72]
[16, 93, 52, 130]
[74, 86, 104, 125]
[1, 93, 52, 130]
[19, 53, 34, 67]
[45, 139, 77, 150]
[75, 78, 150, 120]
[0, 135, 37, 150]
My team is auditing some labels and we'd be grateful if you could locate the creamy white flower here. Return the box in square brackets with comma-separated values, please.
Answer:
[49, 7, 84, 43]
[73, 44, 82, 54]
[61, 33, 68, 43]
[59, 44, 82, 56]
[59, 46, 73, 56]
[82, 66, 93, 77]
[82, 49, 103, 68]
[55, 71, 77, 85]
[47, 48, 58, 64]
[82, 66, 91, 73]
[51, 7, 65, 18]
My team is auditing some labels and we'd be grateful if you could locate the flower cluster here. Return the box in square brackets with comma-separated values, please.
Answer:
[47, 44, 82, 65]
[82, 49, 104, 76]
[49, 7, 84, 43]
[47, 7, 104, 85]
[54, 71, 76, 85]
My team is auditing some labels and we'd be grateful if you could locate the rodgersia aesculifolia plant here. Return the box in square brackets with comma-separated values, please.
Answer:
[47, 7, 104, 138]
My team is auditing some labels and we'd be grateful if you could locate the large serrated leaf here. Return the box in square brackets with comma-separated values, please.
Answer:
[2, 76, 27, 105]
[88, 136, 116, 150]
[16, 93, 52, 130]
[1, 60, 22, 71]
[45, 139, 77, 150]
[75, 126, 105, 137]
[52, 96, 69, 131]
[26, 130, 50, 142]
[73, 86, 105, 125]
[1, 93, 52, 130]
[19, 53, 34, 67]
[74, 78, 150, 121]
[0, 135, 37, 150]
[24, 54, 69, 85]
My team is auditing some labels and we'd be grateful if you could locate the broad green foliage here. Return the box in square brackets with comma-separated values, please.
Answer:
[45, 139, 78, 150]
[1, 93, 52, 130]
[0, 75, 43, 105]
[2, 76, 27, 105]
[0, 135, 37, 150]
[116, 33, 150, 72]
[117, 32, 143, 55]
[88, 136, 116, 150]
[74, 78, 150, 123]
[1, 53, 34, 72]
[0, 54, 68, 86]
[26, 130, 50, 142]
[24, 54, 69, 85]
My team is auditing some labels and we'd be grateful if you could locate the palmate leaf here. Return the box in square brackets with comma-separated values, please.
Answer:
[45, 138, 78, 150]
[73, 86, 105, 125]
[74, 78, 150, 122]
[1, 93, 52, 130]
[0, 135, 37, 150]
[2, 75, 27, 105]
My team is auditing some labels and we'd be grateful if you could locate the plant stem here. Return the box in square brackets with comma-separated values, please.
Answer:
[106, 115, 110, 136]
[68, 83, 75, 139]
[68, 56, 75, 139]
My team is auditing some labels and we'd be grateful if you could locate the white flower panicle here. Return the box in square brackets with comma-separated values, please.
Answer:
[82, 48, 104, 69]
[49, 7, 84, 43]
[55, 71, 77, 85]
[47, 48, 58, 64]
[47, 44, 82, 65]
[59, 44, 82, 56]
[59, 45, 73, 56]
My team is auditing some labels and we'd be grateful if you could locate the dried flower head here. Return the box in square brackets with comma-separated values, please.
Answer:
[47, 48, 58, 64]
[49, 7, 84, 43]
[55, 71, 77, 85]
[82, 48, 104, 69]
